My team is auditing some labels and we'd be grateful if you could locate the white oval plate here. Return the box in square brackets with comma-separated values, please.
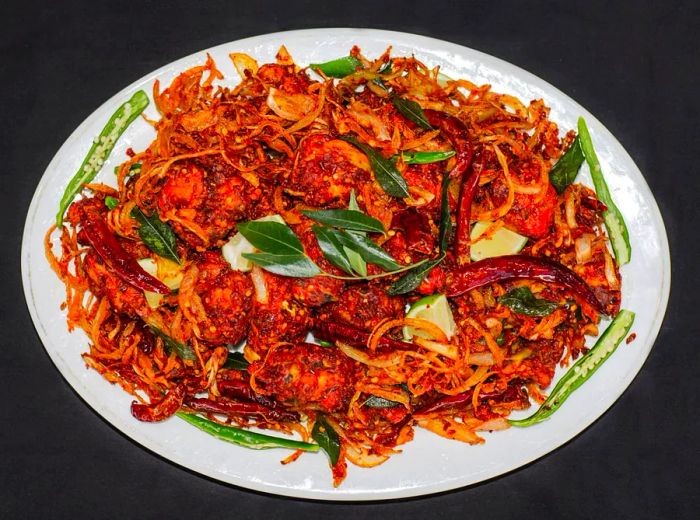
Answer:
[22, 28, 670, 501]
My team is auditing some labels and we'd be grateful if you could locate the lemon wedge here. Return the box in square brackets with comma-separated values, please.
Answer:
[403, 294, 456, 341]
[470, 221, 528, 261]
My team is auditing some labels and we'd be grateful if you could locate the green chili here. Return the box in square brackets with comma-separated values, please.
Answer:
[104, 196, 119, 210]
[577, 117, 631, 265]
[393, 150, 456, 164]
[176, 412, 320, 452]
[309, 56, 362, 78]
[509, 309, 635, 427]
[56, 90, 149, 227]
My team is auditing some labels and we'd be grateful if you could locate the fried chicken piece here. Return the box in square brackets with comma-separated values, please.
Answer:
[251, 343, 359, 413]
[287, 134, 372, 207]
[320, 284, 405, 330]
[246, 271, 312, 355]
[82, 251, 150, 318]
[505, 184, 558, 239]
[156, 161, 251, 249]
[191, 252, 253, 345]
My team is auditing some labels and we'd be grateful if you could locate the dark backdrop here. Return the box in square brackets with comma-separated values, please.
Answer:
[2, 1, 698, 518]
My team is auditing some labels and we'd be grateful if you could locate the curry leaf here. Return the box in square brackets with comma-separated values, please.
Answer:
[236, 221, 305, 255]
[497, 287, 559, 317]
[131, 206, 181, 265]
[387, 256, 443, 295]
[340, 136, 409, 198]
[309, 56, 362, 78]
[312, 225, 355, 275]
[311, 415, 341, 466]
[344, 190, 368, 276]
[332, 229, 402, 271]
[391, 95, 433, 130]
[302, 209, 385, 233]
[242, 252, 321, 278]
[363, 395, 402, 408]
[222, 351, 249, 370]
[149, 327, 196, 361]
[549, 136, 584, 193]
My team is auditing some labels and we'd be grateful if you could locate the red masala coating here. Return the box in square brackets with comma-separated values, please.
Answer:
[390, 208, 436, 256]
[505, 184, 558, 239]
[82, 251, 150, 318]
[257, 63, 313, 94]
[131, 384, 185, 422]
[321, 284, 406, 330]
[193, 252, 253, 345]
[157, 161, 251, 249]
[251, 343, 359, 413]
[402, 162, 443, 213]
[416, 264, 447, 295]
[247, 271, 311, 353]
[288, 134, 372, 206]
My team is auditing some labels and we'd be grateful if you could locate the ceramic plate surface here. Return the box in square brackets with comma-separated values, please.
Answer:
[21, 28, 670, 500]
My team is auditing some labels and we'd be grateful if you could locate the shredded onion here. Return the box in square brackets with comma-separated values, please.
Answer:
[604, 250, 620, 290]
[345, 443, 390, 468]
[337, 341, 401, 368]
[473, 145, 515, 221]
[266, 88, 316, 121]
[413, 337, 458, 360]
[565, 189, 579, 229]
[229, 52, 258, 78]
[347, 101, 390, 141]
[476, 418, 509, 431]
[250, 266, 268, 304]
[468, 351, 496, 366]
[417, 418, 485, 444]
[575, 234, 593, 264]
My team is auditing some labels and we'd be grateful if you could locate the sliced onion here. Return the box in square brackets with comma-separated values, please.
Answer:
[565, 189, 578, 229]
[266, 88, 315, 121]
[468, 351, 495, 366]
[229, 52, 258, 78]
[405, 186, 436, 206]
[345, 444, 390, 468]
[475, 418, 509, 431]
[250, 266, 268, 304]
[413, 338, 458, 360]
[574, 234, 593, 264]
[336, 341, 401, 368]
[604, 251, 620, 290]
[417, 418, 484, 444]
[347, 102, 390, 141]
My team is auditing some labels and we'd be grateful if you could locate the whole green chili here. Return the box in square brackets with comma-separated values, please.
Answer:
[509, 309, 635, 427]
[176, 412, 320, 452]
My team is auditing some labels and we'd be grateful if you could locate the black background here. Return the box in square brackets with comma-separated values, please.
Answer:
[2, 1, 698, 518]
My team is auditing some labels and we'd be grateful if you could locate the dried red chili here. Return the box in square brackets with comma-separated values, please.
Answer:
[82, 210, 170, 294]
[447, 254, 607, 314]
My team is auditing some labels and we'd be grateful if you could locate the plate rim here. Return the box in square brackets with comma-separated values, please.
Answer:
[21, 27, 671, 501]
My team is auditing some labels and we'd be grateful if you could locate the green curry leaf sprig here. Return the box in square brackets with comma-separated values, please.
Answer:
[237, 199, 428, 281]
